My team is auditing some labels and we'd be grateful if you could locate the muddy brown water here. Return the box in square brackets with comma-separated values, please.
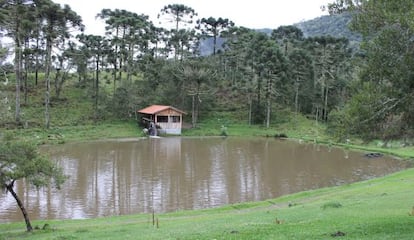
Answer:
[0, 137, 410, 223]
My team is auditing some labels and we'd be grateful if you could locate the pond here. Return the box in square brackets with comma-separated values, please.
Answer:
[0, 137, 409, 222]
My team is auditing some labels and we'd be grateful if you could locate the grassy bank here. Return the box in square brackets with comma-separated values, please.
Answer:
[6, 120, 141, 145]
[1, 167, 413, 240]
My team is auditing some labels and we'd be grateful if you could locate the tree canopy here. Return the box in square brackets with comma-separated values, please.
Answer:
[0, 0, 413, 145]
[0, 140, 66, 231]
[326, 0, 414, 142]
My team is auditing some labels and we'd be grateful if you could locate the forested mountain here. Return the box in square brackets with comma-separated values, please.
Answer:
[201, 12, 360, 56]
[199, 37, 226, 56]
[256, 12, 361, 42]
[295, 12, 361, 42]
[1, 0, 413, 144]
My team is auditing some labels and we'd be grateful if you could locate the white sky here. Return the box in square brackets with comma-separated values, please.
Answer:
[53, 0, 333, 35]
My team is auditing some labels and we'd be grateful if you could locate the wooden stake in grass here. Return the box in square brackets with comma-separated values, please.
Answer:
[152, 209, 159, 228]
[275, 218, 284, 224]
[152, 209, 155, 226]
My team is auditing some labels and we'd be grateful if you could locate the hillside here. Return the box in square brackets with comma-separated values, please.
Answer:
[295, 12, 361, 42]
[200, 12, 361, 55]
[257, 12, 361, 41]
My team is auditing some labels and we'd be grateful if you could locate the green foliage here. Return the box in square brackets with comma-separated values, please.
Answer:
[0, 141, 67, 190]
[328, 82, 388, 142]
[0, 138, 67, 231]
[0, 63, 13, 74]
[288, 49, 314, 114]
[337, 0, 414, 141]
[326, 107, 351, 142]
[1, 131, 15, 141]
[0, 89, 12, 124]
[220, 125, 228, 136]
[107, 87, 131, 120]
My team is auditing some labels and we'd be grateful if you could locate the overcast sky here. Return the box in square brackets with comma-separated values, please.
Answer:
[53, 0, 333, 35]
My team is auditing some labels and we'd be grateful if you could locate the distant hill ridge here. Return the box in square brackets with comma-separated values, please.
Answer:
[256, 12, 360, 41]
[294, 12, 361, 41]
[200, 12, 361, 55]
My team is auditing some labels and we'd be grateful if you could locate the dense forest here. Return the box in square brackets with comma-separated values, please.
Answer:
[0, 0, 413, 144]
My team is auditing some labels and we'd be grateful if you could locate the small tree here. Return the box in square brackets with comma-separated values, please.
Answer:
[0, 140, 66, 232]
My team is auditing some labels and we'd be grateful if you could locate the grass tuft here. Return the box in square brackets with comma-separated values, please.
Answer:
[321, 201, 343, 209]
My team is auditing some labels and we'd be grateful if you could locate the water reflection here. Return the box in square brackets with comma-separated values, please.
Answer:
[0, 137, 409, 222]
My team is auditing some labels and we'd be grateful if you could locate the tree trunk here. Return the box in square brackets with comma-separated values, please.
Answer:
[294, 80, 299, 114]
[248, 96, 252, 125]
[294, 80, 299, 125]
[6, 181, 33, 232]
[44, 37, 52, 129]
[315, 106, 319, 125]
[256, 74, 262, 108]
[174, 14, 179, 60]
[191, 94, 196, 128]
[95, 56, 99, 122]
[54, 69, 60, 98]
[35, 36, 39, 86]
[54, 57, 69, 99]
[24, 39, 29, 105]
[266, 96, 270, 128]
[265, 75, 272, 128]
[324, 85, 329, 121]
[56, 71, 67, 99]
[113, 62, 117, 92]
[113, 26, 120, 92]
[127, 42, 133, 83]
[213, 34, 217, 55]
[14, 35, 22, 124]
[195, 93, 200, 127]
[118, 27, 126, 85]
[35, 68, 39, 86]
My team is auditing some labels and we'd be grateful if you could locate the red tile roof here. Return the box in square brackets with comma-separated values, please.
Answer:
[137, 105, 186, 114]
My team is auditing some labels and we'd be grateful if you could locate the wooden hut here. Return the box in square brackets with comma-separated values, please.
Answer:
[137, 105, 186, 135]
